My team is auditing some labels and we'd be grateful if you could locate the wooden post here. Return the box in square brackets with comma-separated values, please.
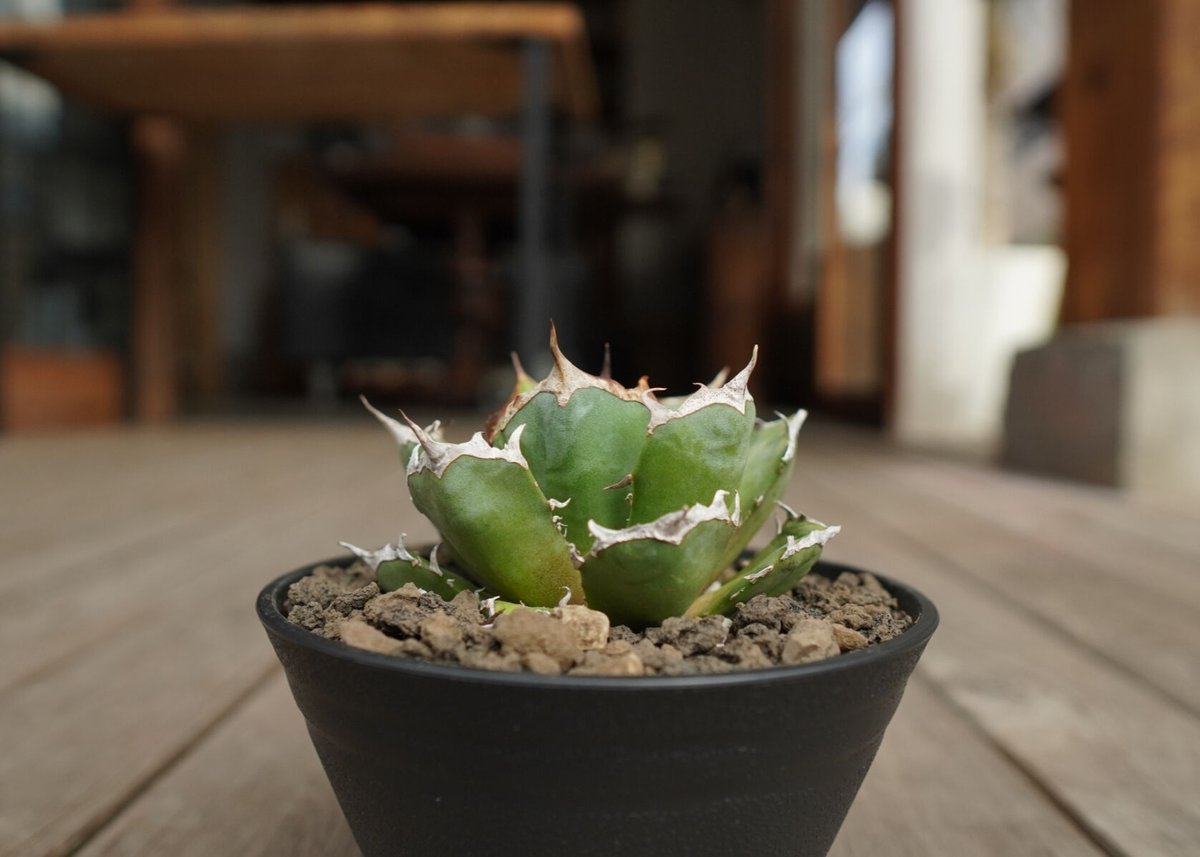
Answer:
[179, 125, 225, 402]
[1062, 0, 1200, 322]
[131, 116, 184, 423]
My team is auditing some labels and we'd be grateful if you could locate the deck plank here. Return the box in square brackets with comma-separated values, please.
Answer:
[807, 440, 1200, 714]
[75, 676, 358, 857]
[791, 463, 1200, 857]
[74, 673, 1106, 857]
[830, 677, 1106, 857]
[0, 429, 406, 692]
[0, 427, 425, 857]
[3, 424, 1197, 857]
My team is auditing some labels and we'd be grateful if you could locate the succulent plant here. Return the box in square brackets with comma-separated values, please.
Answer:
[345, 330, 839, 628]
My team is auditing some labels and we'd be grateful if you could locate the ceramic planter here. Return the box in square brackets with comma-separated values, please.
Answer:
[258, 557, 938, 857]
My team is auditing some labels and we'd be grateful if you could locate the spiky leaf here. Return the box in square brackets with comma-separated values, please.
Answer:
[580, 491, 741, 627]
[494, 387, 650, 553]
[406, 428, 582, 607]
[685, 515, 840, 618]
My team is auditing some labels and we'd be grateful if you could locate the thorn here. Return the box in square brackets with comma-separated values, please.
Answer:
[776, 500, 800, 519]
[510, 351, 533, 387]
[603, 474, 633, 491]
[725, 345, 758, 391]
[398, 409, 439, 455]
[481, 595, 500, 619]
[557, 586, 572, 608]
[600, 342, 612, 380]
[548, 320, 574, 379]
[359, 395, 417, 447]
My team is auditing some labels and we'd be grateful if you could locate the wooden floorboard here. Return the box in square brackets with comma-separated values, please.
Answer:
[74, 671, 1108, 857]
[792, 465, 1200, 857]
[830, 677, 1106, 857]
[75, 675, 359, 857]
[0, 426, 423, 857]
[0, 430, 394, 691]
[806, 443, 1200, 714]
[2, 422, 1197, 857]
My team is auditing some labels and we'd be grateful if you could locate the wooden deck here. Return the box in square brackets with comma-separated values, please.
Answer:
[1, 421, 1198, 856]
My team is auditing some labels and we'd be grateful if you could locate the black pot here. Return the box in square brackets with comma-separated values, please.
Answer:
[258, 558, 938, 857]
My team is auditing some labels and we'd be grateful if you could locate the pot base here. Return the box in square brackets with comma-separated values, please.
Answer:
[259, 560, 938, 857]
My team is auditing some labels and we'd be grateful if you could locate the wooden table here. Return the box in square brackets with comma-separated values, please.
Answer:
[0, 3, 597, 421]
[2, 422, 1198, 856]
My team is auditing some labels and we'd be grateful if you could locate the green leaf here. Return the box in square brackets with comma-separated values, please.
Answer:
[495, 387, 651, 553]
[713, 409, 806, 573]
[407, 427, 582, 608]
[580, 490, 741, 627]
[685, 515, 839, 618]
[339, 540, 475, 601]
[626, 350, 757, 525]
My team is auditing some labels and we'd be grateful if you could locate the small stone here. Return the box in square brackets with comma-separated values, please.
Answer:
[522, 651, 563, 675]
[632, 640, 684, 671]
[569, 650, 645, 677]
[393, 582, 425, 600]
[285, 563, 373, 611]
[329, 583, 380, 616]
[659, 655, 734, 676]
[603, 640, 635, 657]
[419, 613, 463, 655]
[832, 623, 868, 652]
[608, 625, 640, 644]
[339, 618, 404, 655]
[553, 604, 610, 650]
[459, 648, 522, 672]
[858, 573, 890, 598]
[646, 615, 730, 656]
[446, 590, 483, 625]
[492, 608, 583, 669]
[830, 603, 874, 631]
[781, 618, 840, 664]
[286, 603, 327, 633]
[739, 623, 786, 660]
[719, 637, 773, 669]
[364, 589, 432, 637]
[397, 638, 433, 659]
[732, 594, 798, 632]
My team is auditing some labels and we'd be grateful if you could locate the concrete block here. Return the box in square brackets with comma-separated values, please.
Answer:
[1002, 319, 1200, 495]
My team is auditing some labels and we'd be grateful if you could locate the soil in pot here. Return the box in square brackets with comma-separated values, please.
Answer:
[284, 561, 914, 676]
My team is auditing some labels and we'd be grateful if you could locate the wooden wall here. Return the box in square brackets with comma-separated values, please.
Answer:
[1063, 0, 1200, 322]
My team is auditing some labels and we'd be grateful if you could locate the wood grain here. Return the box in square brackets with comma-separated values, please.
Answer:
[72, 670, 1107, 857]
[0, 348, 123, 432]
[3, 424, 1198, 856]
[1063, 0, 1200, 320]
[0, 426, 423, 857]
[791, 460, 1200, 856]
[0, 4, 598, 121]
[830, 678, 1104, 857]
[75, 676, 359, 857]
[807, 440, 1200, 713]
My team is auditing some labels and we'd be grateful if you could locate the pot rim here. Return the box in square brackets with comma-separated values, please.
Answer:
[258, 555, 939, 692]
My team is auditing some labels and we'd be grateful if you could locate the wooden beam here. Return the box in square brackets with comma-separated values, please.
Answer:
[131, 116, 184, 423]
[1062, 0, 1200, 322]
[0, 4, 598, 122]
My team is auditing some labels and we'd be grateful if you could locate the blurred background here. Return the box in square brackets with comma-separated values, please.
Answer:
[0, 0, 1196, 495]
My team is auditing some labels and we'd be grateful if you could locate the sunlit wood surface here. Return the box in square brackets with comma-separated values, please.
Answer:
[1, 421, 1197, 856]
[0, 3, 598, 121]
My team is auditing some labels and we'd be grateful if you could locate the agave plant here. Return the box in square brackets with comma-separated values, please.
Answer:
[345, 331, 839, 628]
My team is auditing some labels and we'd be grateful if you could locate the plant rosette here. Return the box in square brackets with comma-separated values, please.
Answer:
[257, 332, 939, 857]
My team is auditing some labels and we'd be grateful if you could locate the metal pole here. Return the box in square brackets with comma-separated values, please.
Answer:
[517, 38, 552, 372]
